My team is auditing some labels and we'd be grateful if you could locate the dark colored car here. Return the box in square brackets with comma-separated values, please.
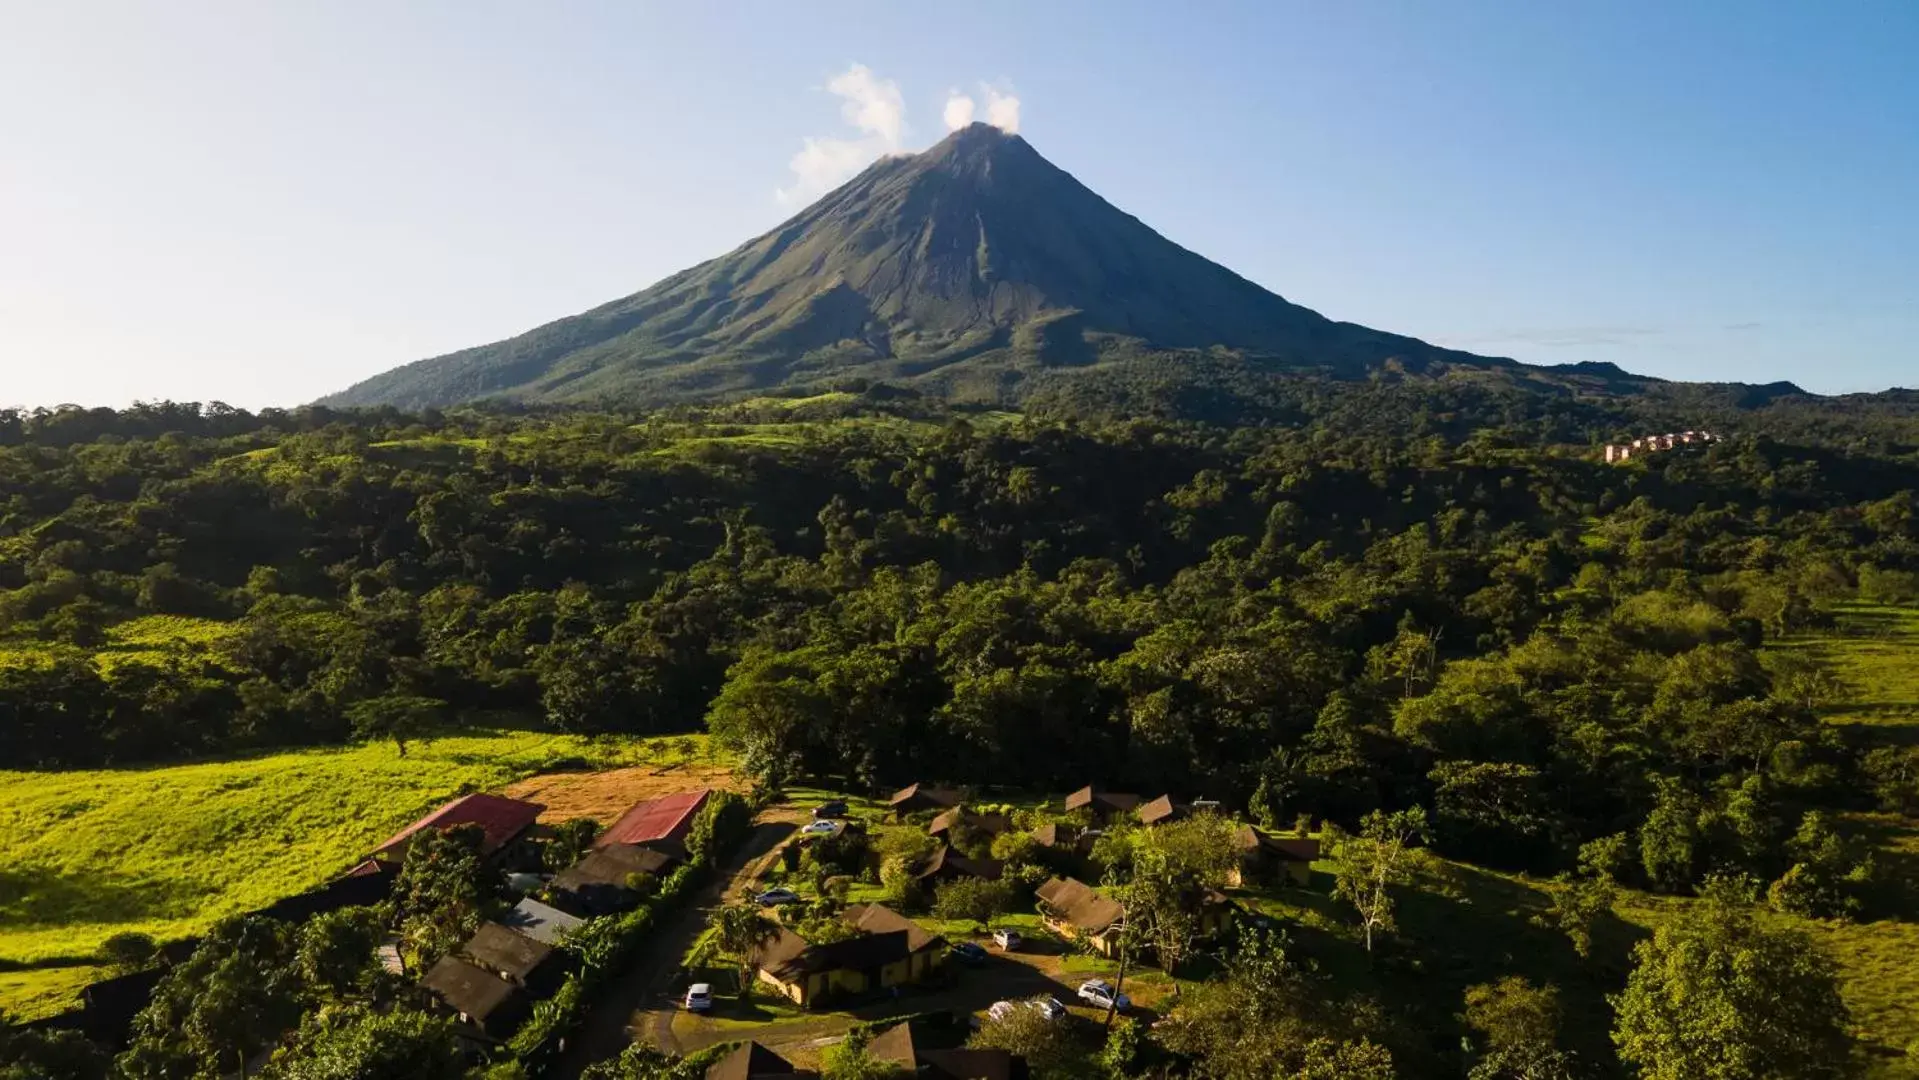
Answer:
[813, 800, 850, 819]
[949, 941, 989, 965]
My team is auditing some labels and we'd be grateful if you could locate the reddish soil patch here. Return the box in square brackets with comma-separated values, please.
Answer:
[502, 761, 744, 824]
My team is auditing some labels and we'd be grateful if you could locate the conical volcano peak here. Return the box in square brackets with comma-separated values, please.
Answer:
[927, 121, 1023, 155]
[910, 122, 1039, 180]
[322, 121, 1514, 410]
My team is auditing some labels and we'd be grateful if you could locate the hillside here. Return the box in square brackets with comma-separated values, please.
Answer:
[0, 734, 697, 1018]
[323, 124, 1554, 411]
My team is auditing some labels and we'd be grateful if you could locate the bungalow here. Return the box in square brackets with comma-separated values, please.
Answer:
[1135, 795, 1188, 827]
[371, 793, 546, 863]
[889, 783, 963, 818]
[869, 1020, 1029, 1080]
[1034, 877, 1124, 957]
[548, 844, 675, 916]
[916, 845, 1003, 886]
[1230, 826, 1320, 886]
[706, 1042, 805, 1080]
[420, 955, 529, 1038]
[927, 807, 1012, 841]
[458, 923, 567, 995]
[1062, 786, 1142, 822]
[594, 788, 712, 859]
[498, 896, 585, 947]
[1031, 822, 1098, 858]
[753, 905, 945, 1007]
[1195, 888, 1238, 938]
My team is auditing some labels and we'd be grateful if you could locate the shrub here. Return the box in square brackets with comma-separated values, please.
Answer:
[932, 878, 1017, 923]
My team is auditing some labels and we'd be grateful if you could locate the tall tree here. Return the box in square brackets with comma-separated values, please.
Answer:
[1611, 881, 1855, 1080]
[1331, 807, 1431, 953]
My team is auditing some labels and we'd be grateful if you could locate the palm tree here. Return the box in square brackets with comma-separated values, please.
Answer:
[708, 902, 780, 996]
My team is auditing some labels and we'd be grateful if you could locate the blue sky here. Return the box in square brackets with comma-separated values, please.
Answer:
[2, 1, 1914, 407]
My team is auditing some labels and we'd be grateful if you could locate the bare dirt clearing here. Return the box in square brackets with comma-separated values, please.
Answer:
[503, 760, 744, 824]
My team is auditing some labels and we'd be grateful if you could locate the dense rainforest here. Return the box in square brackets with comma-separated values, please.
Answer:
[4, 382, 1919, 1078]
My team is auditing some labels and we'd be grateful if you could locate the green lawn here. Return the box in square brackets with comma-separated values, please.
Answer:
[0, 731, 639, 1019]
[0, 614, 237, 672]
[1776, 602, 1919, 733]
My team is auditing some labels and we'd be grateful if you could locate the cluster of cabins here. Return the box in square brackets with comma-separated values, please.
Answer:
[744, 782, 1322, 1009]
[710, 1018, 1028, 1080]
[1603, 430, 1719, 463]
[382, 788, 717, 1040]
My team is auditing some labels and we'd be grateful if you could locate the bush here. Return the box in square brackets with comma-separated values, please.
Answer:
[686, 790, 751, 864]
[932, 877, 1017, 922]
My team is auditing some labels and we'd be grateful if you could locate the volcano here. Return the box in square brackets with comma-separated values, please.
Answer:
[323, 123, 1521, 409]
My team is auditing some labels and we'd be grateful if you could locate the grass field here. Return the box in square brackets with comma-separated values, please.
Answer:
[0, 614, 237, 671]
[0, 731, 675, 1019]
[1776, 601, 1919, 734]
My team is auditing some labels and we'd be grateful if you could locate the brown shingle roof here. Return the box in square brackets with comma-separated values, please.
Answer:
[1035, 877, 1123, 934]
[889, 783, 963, 810]
[705, 1041, 800, 1080]
[754, 928, 914, 982]
[928, 808, 1012, 838]
[421, 956, 519, 1022]
[1136, 795, 1185, 826]
[916, 845, 1003, 882]
[552, 845, 674, 892]
[869, 1022, 1027, 1080]
[1062, 786, 1142, 815]
[459, 923, 554, 983]
[1233, 825, 1320, 862]
[843, 904, 944, 952]
[373, 793, 546, 858]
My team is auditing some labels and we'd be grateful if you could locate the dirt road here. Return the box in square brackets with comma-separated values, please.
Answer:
[547, 813, 799, 1079]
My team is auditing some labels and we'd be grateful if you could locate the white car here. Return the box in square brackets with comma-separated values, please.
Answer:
[800, 820, 839, 836]
[683, 983, 713, 1012]
[1030, 996, 1068, 1022]
[754, 888, 802, 907]
[991, 928, 1023, 951]
[1077, 979, 1131, 1013]
[986, 1000, 1018, 1022]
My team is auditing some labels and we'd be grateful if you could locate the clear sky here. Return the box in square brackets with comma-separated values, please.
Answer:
[3, 1, 1915, 408]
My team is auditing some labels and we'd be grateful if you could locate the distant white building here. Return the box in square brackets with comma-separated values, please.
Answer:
[1604, 430, 1717, 464]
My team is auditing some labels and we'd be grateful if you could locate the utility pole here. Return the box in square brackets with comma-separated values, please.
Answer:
[1104, 906, 1132, 1029]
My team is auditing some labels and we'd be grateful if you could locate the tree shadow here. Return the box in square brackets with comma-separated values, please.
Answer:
[0, 865, 188, 930]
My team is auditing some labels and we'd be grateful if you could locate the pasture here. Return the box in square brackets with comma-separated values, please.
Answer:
[0, 731, 690, 1018]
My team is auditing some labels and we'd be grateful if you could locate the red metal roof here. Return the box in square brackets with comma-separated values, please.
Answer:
[594, 788, 712, 850]
[372, 793, 545, 858]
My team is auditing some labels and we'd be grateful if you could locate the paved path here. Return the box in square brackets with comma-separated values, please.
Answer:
[548, 815, 798, 1079]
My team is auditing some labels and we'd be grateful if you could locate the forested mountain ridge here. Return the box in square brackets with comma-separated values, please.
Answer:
[320, 124, 1663, 413]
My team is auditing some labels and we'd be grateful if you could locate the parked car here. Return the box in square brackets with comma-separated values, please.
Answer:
[1031, 996, 1068, 1022]
[683, 983, 713, 1012]
[949, 941, 989, 965]
[986, 1000, 1018, 1022]
[1077, 979, 1131, 1013]
[754, 888, 802, 907]
[800, 820, 839, 836]
[813, 800, 849, 819]
[991, 928, 1023, 951]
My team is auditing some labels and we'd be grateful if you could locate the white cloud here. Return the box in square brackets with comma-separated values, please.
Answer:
[942, 91, 976, 132]
[776, 63, 908, 205]
[778, 69, 1026, 204]
[983, 87, 1021, 134]
[940, 83, 1021, 135]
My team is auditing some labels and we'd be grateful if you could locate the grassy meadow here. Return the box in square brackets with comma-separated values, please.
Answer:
[1777, 601, 1919, 734]
[0, 732, 646, 1019]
